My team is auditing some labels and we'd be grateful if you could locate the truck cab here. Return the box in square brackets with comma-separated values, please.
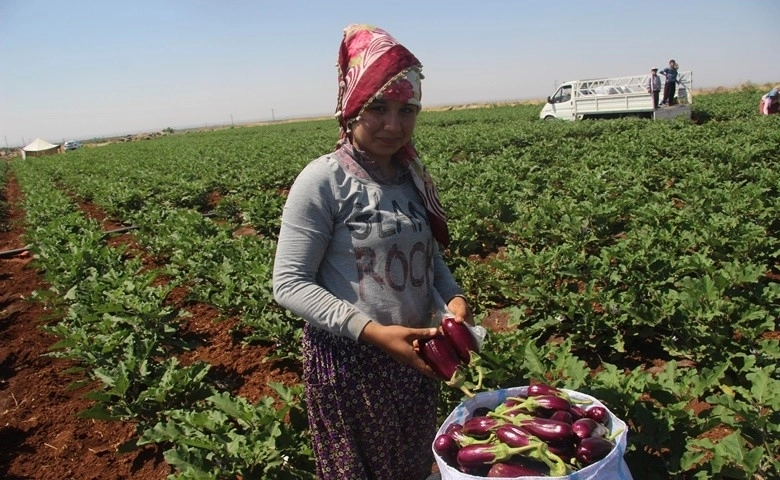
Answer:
[541, 83, 575, 120]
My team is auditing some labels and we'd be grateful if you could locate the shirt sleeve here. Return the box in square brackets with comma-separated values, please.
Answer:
[432, 243, 465, 307]
[272, 158, 372, 341]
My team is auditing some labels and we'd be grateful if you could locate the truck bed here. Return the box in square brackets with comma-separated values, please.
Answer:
[575, 93, 655, 116]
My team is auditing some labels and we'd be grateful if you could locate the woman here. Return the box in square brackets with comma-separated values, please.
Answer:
[760, 87, 779, 115]
[272, 24, 472, 479]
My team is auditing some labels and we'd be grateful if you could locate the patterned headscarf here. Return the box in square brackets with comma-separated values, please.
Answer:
[335, 24, 450, 247]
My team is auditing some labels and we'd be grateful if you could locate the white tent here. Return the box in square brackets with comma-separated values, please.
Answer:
[20, 138, 60, 159]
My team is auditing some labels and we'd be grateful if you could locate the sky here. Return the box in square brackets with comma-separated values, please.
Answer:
[1, 0, 777, 147]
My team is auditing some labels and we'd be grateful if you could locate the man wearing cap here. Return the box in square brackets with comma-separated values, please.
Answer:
[646, 68, 661, 109]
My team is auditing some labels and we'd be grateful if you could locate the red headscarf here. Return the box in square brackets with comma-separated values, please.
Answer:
[335, 24, 450, 247]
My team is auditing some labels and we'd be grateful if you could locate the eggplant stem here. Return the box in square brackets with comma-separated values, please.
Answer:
[606, 426, 624, 442]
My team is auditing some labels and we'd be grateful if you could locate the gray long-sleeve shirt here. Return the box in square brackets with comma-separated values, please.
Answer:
[273, 153, 463, 341]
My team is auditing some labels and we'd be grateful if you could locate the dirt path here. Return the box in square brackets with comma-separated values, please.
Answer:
[0, 174, 171, 479]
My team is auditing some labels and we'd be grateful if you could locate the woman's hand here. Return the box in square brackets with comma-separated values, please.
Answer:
[446, 295, 473, 325]
[359, 322, 439, 377]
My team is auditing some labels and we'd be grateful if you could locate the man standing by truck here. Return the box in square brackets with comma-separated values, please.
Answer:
[646, 68, 661, 109]
[659, 59, 679, 106]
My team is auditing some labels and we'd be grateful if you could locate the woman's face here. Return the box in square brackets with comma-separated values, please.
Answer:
[351, 99, 419, 163]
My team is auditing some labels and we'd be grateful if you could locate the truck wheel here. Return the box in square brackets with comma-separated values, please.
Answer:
[543, 116, 556, 121]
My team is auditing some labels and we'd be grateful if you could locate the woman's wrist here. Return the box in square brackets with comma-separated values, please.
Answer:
[447, 294, 469, 307]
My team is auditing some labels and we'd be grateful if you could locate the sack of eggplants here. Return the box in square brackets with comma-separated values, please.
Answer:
[431, 384, 634, 479]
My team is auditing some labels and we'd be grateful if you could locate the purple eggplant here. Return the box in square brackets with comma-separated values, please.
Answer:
[517, 417, 574, 443]
[456, 443, 535, 468]
[445, 422, 464, 436]
[546, 440, 576, 463]
[569, 405, 586, 420]
[473, 406, 492, 418]
[445, 423, 463, 436]
[487, 460, 548, 477]
[575, 436, 614, 465]
[527, 382, 564, 398]
[527, 382, 592, 406]
[433, 433, 460, 465]
[527, 394, 571, 413]
[494, 401, 532, 418]
[460, 436, 569, 477]
[501, 397, 526, 409]
[459, 464, 491, 476]
[419, 334, 460, 380]
[462, 416, 502, 438]
[549, 409, 574, 424]
[572, 418, 608, 440]
[497, 394, 571, 418]
[441, 317, 479, 363]
[584, 405, 609, 425]
[495, 424, 533, 448]
[418, 334, 473, 397]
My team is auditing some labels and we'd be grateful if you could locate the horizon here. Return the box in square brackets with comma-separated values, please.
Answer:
[2, 0, 777, 147]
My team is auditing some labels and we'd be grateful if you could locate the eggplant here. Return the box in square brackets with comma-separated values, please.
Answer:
[459, 464, 491, 476]
[495, 424, 532, 448]
[546, 440, 576, 463]
[584, 405, 609, 425]
[487, 461, 548, 477]
[498, 394, 571, 418]
[527, 382, 564, 398]
[527, 382, 592, 406]
[456, 443, 535, 467]
[419, 334, 460, 380]
[441, 317, 478, 363]
[493, 401, 532, 418]
[517, 417, 574, 443]
[445, 422, 464, 436]
[433, 433, 460, 465]
[462, 415, 502, 438]
[462, 430, 569, 477]
[571, 417, 608, 440]
[473, 406, 492, 418]
[569, 404, 586, 420]
[575, 436, 614, 465]
[501, 397, 526, 409]
[549, 409, 573, 424]
[456, 444, 504, 467]
[527, 394, 571, 413]
[418, 334, 474, 396]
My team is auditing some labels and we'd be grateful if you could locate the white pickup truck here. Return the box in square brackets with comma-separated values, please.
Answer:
[539, 71, 692, 121]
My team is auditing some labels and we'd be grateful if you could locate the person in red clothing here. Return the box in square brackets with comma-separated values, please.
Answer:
[759, 87, 780, 115]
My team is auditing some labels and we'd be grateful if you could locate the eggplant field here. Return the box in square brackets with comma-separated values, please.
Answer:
[3, 87, 779, 479]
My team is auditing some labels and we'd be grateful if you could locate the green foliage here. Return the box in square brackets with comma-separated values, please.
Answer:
[138, 384, 314, 480]
[9, 90, 780, 479]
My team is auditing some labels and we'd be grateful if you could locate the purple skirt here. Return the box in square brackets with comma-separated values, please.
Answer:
[303, 323, 439, 480]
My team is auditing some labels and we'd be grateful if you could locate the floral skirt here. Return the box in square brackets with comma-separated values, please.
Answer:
[303, 323, 439, 480]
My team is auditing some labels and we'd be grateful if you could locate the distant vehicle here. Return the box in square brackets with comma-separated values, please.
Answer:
[539, 71, 693, 121]
[63, 140, 83, 151]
